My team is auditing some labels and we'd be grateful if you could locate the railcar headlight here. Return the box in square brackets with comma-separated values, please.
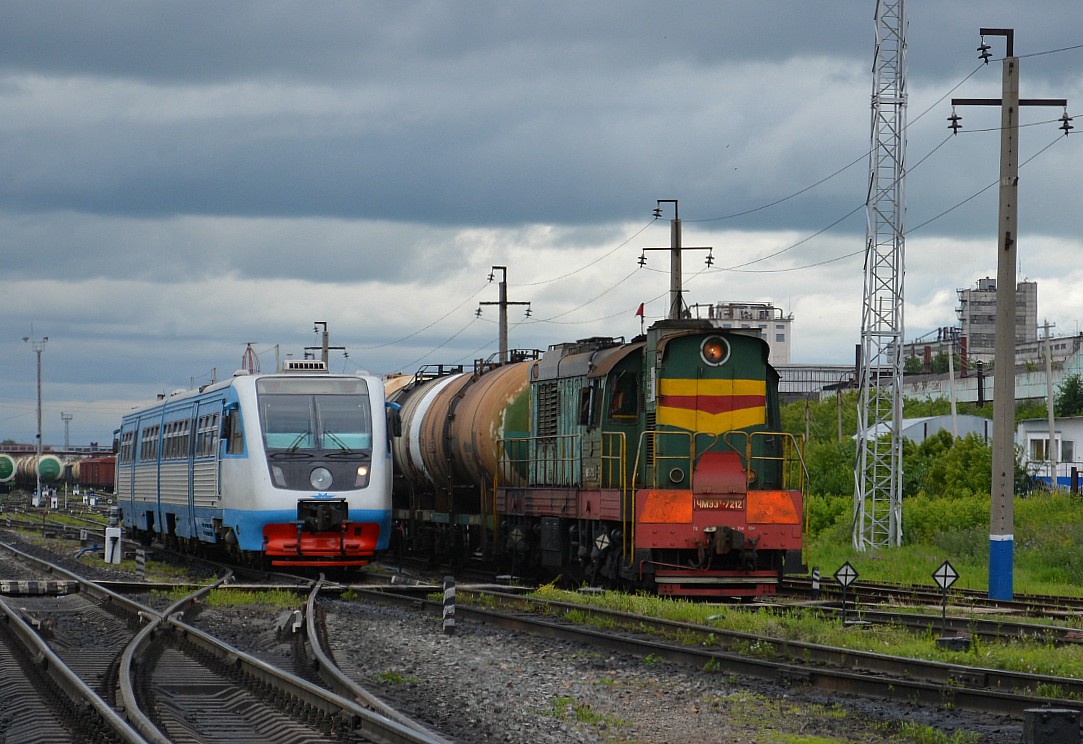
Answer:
[701, 336, 730, 366]
[310, 467, 333, 490]
[355, 464, 370, 487]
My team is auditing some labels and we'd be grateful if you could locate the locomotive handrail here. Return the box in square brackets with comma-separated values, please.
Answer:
[746, 431, 808, 493]
[623, 428, 810, 566]
[749, 430, 811, 566]
[625, 430, 695, 563]
[599, 431, 627, 491]
[495, 431, 628, 491]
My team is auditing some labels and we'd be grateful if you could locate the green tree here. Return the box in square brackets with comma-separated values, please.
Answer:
[804, 439, 856, 496]
[894, 431, 993, 498]
[1055, 373, 1083, 417]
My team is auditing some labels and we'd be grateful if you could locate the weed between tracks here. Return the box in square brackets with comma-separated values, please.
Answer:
[522, 584, 1083, 695]
[547, 695, 626, 727]
[152, 587, 300, 608]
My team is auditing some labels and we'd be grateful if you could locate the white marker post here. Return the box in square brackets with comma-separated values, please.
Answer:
[104, 527, 122, 564]
[442, 576, 456, 635]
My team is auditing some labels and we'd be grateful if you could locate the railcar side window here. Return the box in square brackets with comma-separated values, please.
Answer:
[140, 425, 160, 462]
[578, 387, 593, 427]
[118, 431, 135, 464]
[223, 411, 245, 454]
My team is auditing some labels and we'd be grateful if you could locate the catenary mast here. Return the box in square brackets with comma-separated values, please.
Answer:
[855, 0, 907, 550]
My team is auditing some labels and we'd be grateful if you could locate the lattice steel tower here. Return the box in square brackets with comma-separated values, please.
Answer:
[855, 0, 907, 550]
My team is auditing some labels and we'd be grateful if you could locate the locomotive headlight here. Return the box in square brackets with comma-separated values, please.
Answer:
[700, 336, 730, 366]
[310, 467, 333, 490]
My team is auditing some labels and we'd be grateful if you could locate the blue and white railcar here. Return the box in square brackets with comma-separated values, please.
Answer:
[114, 361, 391, 567]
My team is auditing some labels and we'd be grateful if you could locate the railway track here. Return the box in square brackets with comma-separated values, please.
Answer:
[0, 539, 448, 744]
[358, 584, 1083, 720]
[3, 504, 1076, 739]
[756, 598, 1083, 647]
[784, 575, 1083, 617]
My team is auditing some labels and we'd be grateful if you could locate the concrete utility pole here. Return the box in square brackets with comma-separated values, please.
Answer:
[23, 333, 47, 501]
[479, 266, 531, 364]
[641, 199, 713, 320]
[1044, 321, 1057, 488]
[306, 322, 346, 367]
[950, 27, 1071, 600]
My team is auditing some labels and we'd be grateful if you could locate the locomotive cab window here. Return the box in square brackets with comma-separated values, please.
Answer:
[608, 372, 639, 421]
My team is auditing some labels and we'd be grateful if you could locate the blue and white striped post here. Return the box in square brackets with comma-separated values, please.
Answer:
[442, 575, 456, 635]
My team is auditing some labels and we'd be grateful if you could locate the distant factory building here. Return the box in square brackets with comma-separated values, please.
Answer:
[695, 301, 794, 364]
[956, 277, 1038, 362]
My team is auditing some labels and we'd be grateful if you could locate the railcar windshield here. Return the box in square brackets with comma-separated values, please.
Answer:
[257, 377, 373, 455]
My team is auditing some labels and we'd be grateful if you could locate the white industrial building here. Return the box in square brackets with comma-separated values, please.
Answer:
[697, 301, 794, 364]
[1017, 416, 1083, 490]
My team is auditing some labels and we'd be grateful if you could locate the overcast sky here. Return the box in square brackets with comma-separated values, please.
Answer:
[2, 2, 1082, 448]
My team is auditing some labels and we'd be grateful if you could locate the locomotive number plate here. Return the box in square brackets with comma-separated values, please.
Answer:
[694, 498, 744, 510]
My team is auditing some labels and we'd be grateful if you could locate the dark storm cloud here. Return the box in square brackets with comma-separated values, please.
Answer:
[1, 1, 1079, 233]
[2, 1, 1082, 446]
[0, 2, 852, 83]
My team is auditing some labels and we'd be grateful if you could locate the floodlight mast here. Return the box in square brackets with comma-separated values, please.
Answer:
[854, 0, 907, 552]
[23, 333, 48, 502]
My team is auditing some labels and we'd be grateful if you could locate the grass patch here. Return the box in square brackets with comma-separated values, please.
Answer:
[526, 584, 1083, 684]
[374, 670, 419, 685]
[892, 721, 982, 743]
[547, 696, 625, 728]
[151, 587, 301, 610]
[202, 588, 301, 609]
[806, 492, 1083, 597]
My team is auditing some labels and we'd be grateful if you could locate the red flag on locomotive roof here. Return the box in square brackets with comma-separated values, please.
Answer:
[635, 303, 645, 317]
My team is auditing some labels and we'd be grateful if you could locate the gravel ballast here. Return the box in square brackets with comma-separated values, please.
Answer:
[318, 597, 1021, 743]
[0, 530, 1026, 742]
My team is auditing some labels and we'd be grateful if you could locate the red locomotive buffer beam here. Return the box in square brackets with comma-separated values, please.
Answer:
[263, 522, 382, 567]
[635, 487, 803, 597]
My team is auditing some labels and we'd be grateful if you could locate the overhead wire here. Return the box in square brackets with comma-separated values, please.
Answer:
[352, 281, 490, 351]
[687, 64, 986, 226]
[907, 132, 1068, 235]
[355, 50, 1072, 361]
[514, 220, 657, 287]
[394, 315, 482, 373]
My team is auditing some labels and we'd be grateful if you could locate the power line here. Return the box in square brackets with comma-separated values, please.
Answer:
[351, 282, 490, 352]
[513, 220, 656, 287]
[688, 64, 986, 226]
